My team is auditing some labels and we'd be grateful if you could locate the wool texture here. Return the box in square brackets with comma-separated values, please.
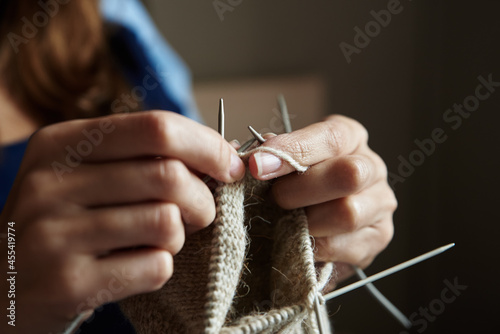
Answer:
[120, 151, 333, 333]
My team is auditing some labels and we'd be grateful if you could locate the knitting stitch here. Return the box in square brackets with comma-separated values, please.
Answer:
[120, 149, 333, 333]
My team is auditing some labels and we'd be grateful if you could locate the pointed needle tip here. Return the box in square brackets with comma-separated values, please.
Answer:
[323, 243, 456, 302]
[218, 98, 224, 139]
[441, 243, 455, 251]
[248, 125, 265, 144]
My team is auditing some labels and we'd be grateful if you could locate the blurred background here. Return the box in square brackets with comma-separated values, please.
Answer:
[142, 1, 499, 333]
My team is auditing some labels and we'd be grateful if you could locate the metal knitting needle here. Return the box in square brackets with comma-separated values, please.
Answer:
[353, 266, 412, 329]
[218, 98, 225, 139]
[237, 138, 257, 153]
[313, 294, 328, 334]
[277, 94, 292, 134]
[63, 313, 87, 334]
[248, 125, 266, 144]
[202, 99, 225, 184]
[275, 97, 327, 333]
[324, 243, 455, 301]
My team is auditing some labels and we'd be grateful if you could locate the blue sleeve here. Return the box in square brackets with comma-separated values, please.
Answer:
[100, 0, 201, 122]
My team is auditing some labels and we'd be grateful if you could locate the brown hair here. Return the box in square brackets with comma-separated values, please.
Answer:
[0, 0, 131, 125]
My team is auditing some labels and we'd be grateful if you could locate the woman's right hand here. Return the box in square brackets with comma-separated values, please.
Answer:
[0, 111, 245, 334]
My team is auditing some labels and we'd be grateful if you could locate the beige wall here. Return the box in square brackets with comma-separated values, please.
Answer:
[193, 75, 326, 142]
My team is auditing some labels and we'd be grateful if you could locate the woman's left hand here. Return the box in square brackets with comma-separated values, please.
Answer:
[248, 114, 397, 286]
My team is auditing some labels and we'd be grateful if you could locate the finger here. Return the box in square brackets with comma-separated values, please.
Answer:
[306, 182, 398, 238]
[272, 153, 384, 209]
[62, 159, 215, 227]
[30, 111, 245, 182]
[248, 115, 368, 180]
[68, 203, 185, 256]
[88, 249, 174, 306]
[313, 217, 394, 267]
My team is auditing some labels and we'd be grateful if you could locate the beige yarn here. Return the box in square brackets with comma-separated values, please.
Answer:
[120, 150, 333, 333]
[238, 146, 309, 173]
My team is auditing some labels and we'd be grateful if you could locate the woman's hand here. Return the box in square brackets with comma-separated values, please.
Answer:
[0, 111, 245, 334]
[248, 114, 397, 287]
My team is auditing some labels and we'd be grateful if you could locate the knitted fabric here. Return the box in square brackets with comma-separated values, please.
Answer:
[120, 152, 333, 333]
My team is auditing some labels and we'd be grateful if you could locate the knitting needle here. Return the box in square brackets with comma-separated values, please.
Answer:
[248, 125, 266, 144]
[324, 243, 455, 301]
[353, 266, 412, 329]
[237, 138, 257, 153]
[202, 99, 226, 184]
[313, 294, 328, 334]
[276, 97, 327, 333]
[277, 99, 327, 334]
[218, 98, 225, 140]
[277, 94, 292, 134]
[63, 313, 87, 334]
[245, 94, 291, 149]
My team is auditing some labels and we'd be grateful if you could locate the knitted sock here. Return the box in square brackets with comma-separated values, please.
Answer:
[120, 149, 333, 334]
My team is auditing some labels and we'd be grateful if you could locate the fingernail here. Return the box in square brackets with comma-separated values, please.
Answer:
[230, 154, 245, 179]
[254, 152, 282, 177]
[229, 139, 241, 150]
[262, 132, 277, 139]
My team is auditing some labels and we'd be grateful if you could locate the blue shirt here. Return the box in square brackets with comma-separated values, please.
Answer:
[0, 140, 28, 209]
[0, 1, 198, 332]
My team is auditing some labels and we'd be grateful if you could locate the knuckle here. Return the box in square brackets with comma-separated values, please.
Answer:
[379, 160, 389, 180]
[371, 151, 388, 180]
[378, 219, 395, 251]
[150, 204, 184, 254]
[160, 205, 185, 254]
[287, 139, 313, 163]
[54, 262, 89, 306]
[351, 119, 369, 144]
[185, 190, 216, 227]
[337, 157, 370, 194]
[324, 115, 369, 149]
[164, 160, 188, 185]
[323, 119, 346, 156]
[23, 218, 66, 254]
[337, 197, 361, 233]
[148, 252, 173, 290]
[378, 182, 398, 213]
[142, 111, 166, 133]
[155, 159, 188, 192]
[141, 111, 175, 150]
[387, 190, 398, 213]
[322, 115, 350, 155]
[19, 169, 51, 198]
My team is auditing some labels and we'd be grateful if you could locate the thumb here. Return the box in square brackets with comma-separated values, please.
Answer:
[248, 116, 366, 180]
[248, 133, 309, 180]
